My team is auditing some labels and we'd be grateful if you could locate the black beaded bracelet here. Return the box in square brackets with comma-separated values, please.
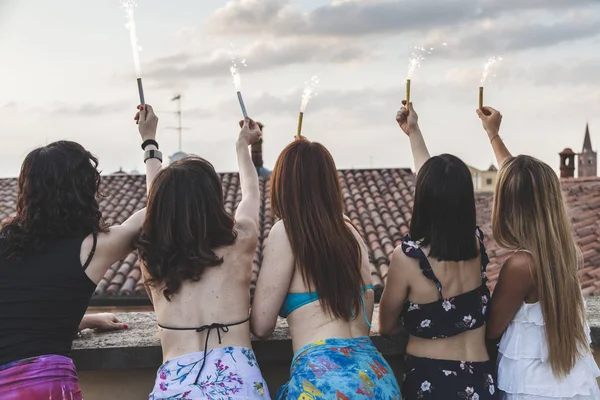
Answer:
[141, 139, 159, 150]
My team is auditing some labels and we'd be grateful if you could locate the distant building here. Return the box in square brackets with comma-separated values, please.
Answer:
[579, 124, 597, 178]
[560, 124, 597, 179]
[469, 164, 498, 193]
[169, 151, 189, 164]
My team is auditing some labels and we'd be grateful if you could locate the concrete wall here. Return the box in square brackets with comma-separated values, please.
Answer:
[78, 356, 405, 400]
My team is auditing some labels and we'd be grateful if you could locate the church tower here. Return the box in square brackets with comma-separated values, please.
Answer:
[578, 123, 597, 178]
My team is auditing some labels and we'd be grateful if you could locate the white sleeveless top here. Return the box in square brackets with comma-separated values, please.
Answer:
[498, 302, 600, 399]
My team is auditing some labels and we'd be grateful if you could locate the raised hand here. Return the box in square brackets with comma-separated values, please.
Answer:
[135, 104, 159, 141]
[238, 117, 263, 146]
[396, 101, 419, 136]
[476, 106, 503, 139]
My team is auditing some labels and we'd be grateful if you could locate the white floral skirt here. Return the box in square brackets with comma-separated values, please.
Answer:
[149, 347, 270, 400]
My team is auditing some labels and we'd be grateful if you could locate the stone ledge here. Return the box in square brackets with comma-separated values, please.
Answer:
[72, 306, 407, 371]
[72, 299, 600, 371]
[588, 297, 600, 347]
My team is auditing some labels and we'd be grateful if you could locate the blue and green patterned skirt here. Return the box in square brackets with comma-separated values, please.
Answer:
[277, 337, 402, 399]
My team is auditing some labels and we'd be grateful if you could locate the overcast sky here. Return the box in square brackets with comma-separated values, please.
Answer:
[0, 0, 598, 177]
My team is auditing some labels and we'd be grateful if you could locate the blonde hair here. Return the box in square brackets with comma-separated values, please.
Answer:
[492, 155, 588, 378]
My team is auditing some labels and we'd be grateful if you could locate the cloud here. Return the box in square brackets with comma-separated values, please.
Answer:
[424, 15, 600, 58]
[526, 59, 600, 87]
[144, 38, 372, 86]
[0, 102, 17, 109]
[205, 0, 599, 38]
[50, 102, 130, 117]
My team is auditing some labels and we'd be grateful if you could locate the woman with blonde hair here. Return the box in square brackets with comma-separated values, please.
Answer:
[478, 107, 600, 399]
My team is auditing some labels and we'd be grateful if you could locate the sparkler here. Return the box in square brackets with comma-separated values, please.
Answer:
[121, 0, 145, 105]
[230, 47, 248, 118]
[297, 76, 319, 139]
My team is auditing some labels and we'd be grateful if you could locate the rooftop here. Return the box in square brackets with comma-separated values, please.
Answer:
[1, 171, 599, 305]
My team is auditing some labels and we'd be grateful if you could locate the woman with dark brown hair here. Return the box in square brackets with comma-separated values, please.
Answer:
[0, 105, 160, 400]
[251, 139, 401, 399]
[138, 118, 270, 399]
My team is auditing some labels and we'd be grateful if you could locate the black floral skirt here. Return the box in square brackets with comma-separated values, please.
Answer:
[402, 355, 499, 400]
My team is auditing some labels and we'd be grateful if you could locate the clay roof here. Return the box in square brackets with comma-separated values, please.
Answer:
[1, 171, 599, 305]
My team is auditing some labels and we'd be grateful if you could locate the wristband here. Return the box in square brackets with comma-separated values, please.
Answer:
[141, 139, 159, 150]
[490, 135, 501, 144]
[144, 150, 163, 164]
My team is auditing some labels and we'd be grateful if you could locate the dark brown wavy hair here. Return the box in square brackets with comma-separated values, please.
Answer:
[271, 139, 363, 320]
[0, 141, 107, 260]
[136, 157, 237, 301]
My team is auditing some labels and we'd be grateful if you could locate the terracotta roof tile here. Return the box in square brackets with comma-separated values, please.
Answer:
[1, 171, 599, 304]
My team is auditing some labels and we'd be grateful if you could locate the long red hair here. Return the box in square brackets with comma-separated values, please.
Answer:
[270, 140, 363, 319]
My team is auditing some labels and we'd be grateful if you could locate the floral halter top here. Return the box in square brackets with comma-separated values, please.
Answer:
[401, 228, 491, 339]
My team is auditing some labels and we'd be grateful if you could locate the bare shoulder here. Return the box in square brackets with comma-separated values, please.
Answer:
[390, 245, 415, 269]
[499, 251, 536, 288]
[265, 220, 289, 246]
[502, 251, 535, 276]
[344, 220, 367, 247]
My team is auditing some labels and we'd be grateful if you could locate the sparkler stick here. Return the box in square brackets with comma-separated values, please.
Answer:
[406, 79, 411, 104]
[296, 112, 304, 139]
[137, 78, 145, 106]
[237, 91, 248, 118]
[479, 86, 483, 109]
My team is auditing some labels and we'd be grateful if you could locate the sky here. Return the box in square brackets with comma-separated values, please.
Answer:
[0, 0, 598, 177]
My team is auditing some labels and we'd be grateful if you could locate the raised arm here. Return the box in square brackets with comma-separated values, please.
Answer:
[396, 102, 430, 175]
[477, 106, 512, 167]
[135, 104, 162, 194]
[82, 105, 161, 284]
[234, 118, 262, 233]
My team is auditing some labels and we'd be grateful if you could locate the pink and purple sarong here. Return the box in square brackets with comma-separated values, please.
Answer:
[0, 355, 83, 400]
[150, 346, 270, 400]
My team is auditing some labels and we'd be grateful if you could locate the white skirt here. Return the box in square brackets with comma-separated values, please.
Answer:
[498, 302, 600, 400]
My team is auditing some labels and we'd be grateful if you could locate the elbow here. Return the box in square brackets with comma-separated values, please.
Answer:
[251, 325, 275, 340]
[250, 317, 276, 340]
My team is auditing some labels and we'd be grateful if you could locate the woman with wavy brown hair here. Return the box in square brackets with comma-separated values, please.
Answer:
[251, 138, 401, 399]
[0, 105, 160, 400]
[478, 107, 600, 399]
[139, 117, 270, 400]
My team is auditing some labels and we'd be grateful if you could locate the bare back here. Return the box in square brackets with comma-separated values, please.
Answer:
[145, 225, 256, 362]
[404, 246, 489, 362]
[284, 222, 374, 352]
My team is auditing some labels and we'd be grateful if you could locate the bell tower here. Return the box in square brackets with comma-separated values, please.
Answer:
[578, 123, 597, 177]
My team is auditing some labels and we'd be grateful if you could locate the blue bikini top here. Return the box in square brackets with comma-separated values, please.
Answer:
[279, 285, 375, 327]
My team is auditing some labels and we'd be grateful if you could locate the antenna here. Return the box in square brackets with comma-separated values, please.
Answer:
[166, 94, 190, 152]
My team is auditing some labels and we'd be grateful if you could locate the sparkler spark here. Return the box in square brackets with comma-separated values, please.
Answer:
[121, 0, 142, 77]
[300, 76, 319, 113]
[481, 56, 502, 86]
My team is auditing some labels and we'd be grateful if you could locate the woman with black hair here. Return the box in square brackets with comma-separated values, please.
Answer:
[379, 102, 498, 400]
[0, 105, 161, 399]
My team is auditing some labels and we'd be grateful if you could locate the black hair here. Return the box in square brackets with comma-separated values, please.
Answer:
[409, 154, 478, 261]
